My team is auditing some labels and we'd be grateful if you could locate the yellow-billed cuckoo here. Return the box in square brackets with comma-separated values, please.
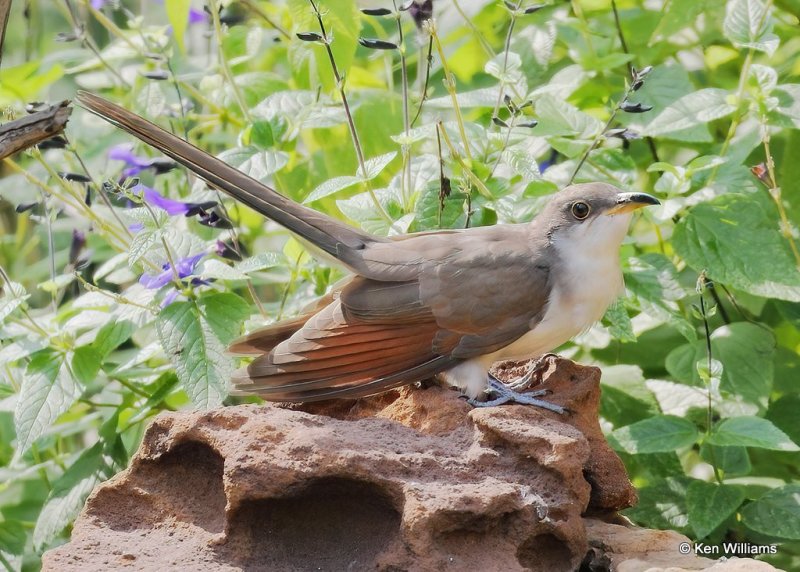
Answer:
[77, 92, 659, 412]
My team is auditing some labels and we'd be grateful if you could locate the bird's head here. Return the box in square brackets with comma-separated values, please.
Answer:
[535, 182, 660, 256]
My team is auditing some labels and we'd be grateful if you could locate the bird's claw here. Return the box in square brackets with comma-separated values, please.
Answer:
[500, 353, 559, 391]
[468, 376, 567, 414]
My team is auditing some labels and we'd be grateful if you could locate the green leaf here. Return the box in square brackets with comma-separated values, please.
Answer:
[626, 253, 687, 303]
[708, 417, 799, 451]
[357, 151, 397, 180]
[723, 0, 778, 56]
[197, 292, 251, 345]
[234, 252, 286, 274]
[771, 84, 800, 128]
[603, 298, 636, 343]
[33, 442, 106, 550]
[165, 0, 191, 53]
[651, 0, 713, 43]
[664, 323, 774, 412]
[0, 61, 64, 104]
[217, 147, 289, 183]
[642, 88, 736, 138]
[197, 259, 250, 282]
[609, 415, 699, 454]
[624, 477, 691, 532]
[502, 147, 540, 182]
[533, 94, 602, 139]
[92, 320, 135, 359]
[687, 481, 745, 539]
[741, 484, 800, 539]
[413, 180, 466, 231]
[304, 176, 361, 203]
[14, 350, 80, 460]
[287, 0, 361, 92]
[0, 520, 26, 555]
[699, 443, 751, 476]
[156, 300, 232, 408]
[600, 365, 660, 427]
[70, 346, 103, 386]
[128, 227, 161, 268]
[673, 193, 800, 302]
[248, 120, 275, 148]
[0, 281, 29, 324]
[127, 372, 180, 426]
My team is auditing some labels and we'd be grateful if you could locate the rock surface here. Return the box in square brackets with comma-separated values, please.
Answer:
[43, 357, 777, 571]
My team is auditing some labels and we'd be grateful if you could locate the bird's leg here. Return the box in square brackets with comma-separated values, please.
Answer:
[503, 353, 559, 391]
[468, 376, 566, 414]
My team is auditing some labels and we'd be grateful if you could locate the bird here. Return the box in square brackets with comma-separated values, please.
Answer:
[76, 91, 659, 412]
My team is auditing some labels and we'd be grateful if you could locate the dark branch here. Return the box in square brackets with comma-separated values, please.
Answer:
[0, 100, 73, 160]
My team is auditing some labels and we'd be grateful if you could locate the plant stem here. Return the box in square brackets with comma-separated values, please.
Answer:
[451, 0, 495, 57]
[308, 0, 393, 224]
[492, 1, 521, 119]
[411, 36, 433, 126]
[698, 274, 722, 485]
[64, 0, 130, 88]
[568, 83, 636, 185]
[610, 0, 659, 163]
[210, 0, 252, 123]
[67, 141, 133, 239]
[239, 0, 291, 39]
[429, 21, 473, 163]
[394, 0, 412, 210]
[761, 124, 800, 267]
[437, 121, 492, 199]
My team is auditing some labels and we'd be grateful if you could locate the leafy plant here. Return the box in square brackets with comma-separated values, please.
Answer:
[0, 0, 799, 569]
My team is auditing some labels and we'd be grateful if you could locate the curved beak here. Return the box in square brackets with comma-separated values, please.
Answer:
[607, 192, 660, 215]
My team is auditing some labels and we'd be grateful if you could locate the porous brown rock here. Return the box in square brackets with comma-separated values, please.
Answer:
[42, 357, 775, 571]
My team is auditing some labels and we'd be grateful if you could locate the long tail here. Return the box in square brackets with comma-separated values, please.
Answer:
[76, 91, 386, 269]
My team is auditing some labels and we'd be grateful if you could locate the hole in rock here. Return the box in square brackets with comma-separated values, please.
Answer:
[516, 532, 573, 571]
[224, 478, 401, 571]
[90, 441, 226, 534]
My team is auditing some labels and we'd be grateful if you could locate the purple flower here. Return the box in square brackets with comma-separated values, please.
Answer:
[109, 144, 176, 177]
[140, 253, 205, 290]
[215, 239, 242, 261]
[91, 0, 106, 9]
[188, 8, 208, 24]
[133, 184, 217, 217]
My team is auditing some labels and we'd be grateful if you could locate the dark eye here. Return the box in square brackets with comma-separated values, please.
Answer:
[571, 201, 590, 220]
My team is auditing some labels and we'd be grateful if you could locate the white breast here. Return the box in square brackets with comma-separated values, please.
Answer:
[485, 214, 628, 363]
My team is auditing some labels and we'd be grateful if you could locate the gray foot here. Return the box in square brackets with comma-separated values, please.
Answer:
[467, 377, 567, 414]
[505, 353, 559, 391]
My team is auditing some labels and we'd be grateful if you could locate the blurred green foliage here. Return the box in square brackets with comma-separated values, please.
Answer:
[1, 0, 800, 569]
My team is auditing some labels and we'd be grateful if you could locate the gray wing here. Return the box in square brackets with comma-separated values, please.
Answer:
[232, 224, 553, 401]
[342, 223, 553, 358]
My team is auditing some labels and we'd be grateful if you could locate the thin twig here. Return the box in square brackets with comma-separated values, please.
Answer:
[698, 273, 722, 485]
[451, 0, 495, 57]
[568, 82, 636, 185]
[411, 36, 433, 126]
[66, 0, 130, 87]
[610, 0, 659, 163]
[437, 121, 492, 199]
[308, 0, 393, 223]
[210, 0, 252, 122]
[394, 0, 412, 210]
[0, 0, 11, 68]
[492, 0, 522, 119]
[429, 21, 472, 162]
[239, 0, 291, 39]
[760, 124, 800, 267]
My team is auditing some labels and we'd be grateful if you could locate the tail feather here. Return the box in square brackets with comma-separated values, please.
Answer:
[76, 91, 387, 271]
